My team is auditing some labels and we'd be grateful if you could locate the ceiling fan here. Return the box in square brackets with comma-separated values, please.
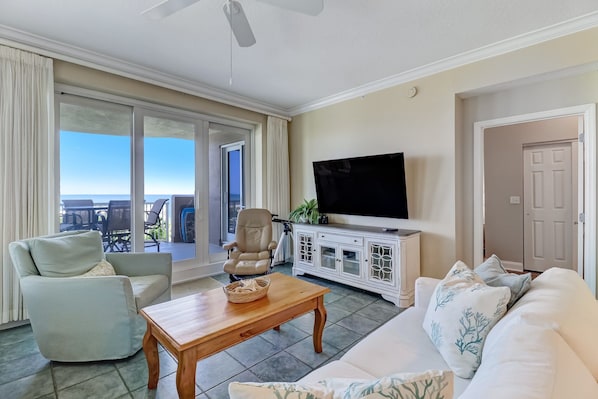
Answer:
[142, 0, 324, 47]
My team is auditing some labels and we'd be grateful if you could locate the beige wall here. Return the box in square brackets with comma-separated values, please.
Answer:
[291, 27, 598, 279]
[484, 117, 578, 264]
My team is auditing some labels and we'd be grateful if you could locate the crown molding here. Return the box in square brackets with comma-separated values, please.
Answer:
[0, 24, 292, 120]
[288, 11, 598, 116]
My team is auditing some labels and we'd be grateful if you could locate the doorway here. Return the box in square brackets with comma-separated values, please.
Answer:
[473, 104, 596, 295]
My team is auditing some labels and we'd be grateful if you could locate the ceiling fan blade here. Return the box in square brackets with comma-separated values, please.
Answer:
[223, 1, 256, 48]
[256, 0, 323, 16]
[142, 0, 202, 19]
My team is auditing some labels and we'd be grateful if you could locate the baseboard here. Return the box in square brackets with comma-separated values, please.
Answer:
[502, 260, 524, 272]
[0, 319, 30, 331]
[172, 262, 225, 284]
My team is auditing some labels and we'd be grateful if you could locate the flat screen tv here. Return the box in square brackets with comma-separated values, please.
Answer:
[313, 152, 408, 219]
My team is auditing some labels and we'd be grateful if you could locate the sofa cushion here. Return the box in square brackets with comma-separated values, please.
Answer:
[422, 261, 510, 378]
[300, 360, 377, 384]
[337, 307, 471, 396]
[460, 315, 598, 399]
[494, 267, 598, 381]
[79, 259, 116, 277]
[29, 231, 104, 277]
[474, 254, 531, 308]
[129, 275, 169, 310]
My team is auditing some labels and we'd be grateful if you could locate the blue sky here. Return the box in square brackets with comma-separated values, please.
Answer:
[60, 131, 195, 195]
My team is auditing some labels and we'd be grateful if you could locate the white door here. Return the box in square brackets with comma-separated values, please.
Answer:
[523, 142, 574, 272]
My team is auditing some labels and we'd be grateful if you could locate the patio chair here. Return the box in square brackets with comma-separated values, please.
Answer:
[8, 230, 172, 361]
[223, 208, 278, 282]
[61, 199, 94, 231]
[101, 200, 131, 252]
[145, 198, 169, 252]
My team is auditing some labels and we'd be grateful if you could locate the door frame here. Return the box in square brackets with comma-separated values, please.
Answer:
[473, 104, 596, 295]
[221, 141, 245, 243]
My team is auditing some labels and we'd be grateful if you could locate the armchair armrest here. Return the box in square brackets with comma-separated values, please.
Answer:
[106, 252, 172, 286]
[268, 240, 277, 251]
[415, 277, 441, 309]
[223, 241, 237, 251]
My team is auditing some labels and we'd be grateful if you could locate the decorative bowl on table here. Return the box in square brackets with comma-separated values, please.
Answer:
[224, 277, 271, 303]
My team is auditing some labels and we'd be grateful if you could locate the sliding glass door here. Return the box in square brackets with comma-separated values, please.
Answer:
[207, 123, 250, 257]
[57, 91, 254, 273]
[142, 113, 197, 262]
[58, 96, 132, 249]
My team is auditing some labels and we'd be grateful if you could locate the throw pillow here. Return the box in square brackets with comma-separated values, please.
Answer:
[422, 261, 511, 378]
[228, 381, 332, 399]
[324, 369, 454, 399]
[474, 254, 531, 308]
[78, 259, 116, 277]
[29, 231, 104, 277]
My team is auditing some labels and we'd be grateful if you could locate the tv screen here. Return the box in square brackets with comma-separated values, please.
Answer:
[313, 152, 408, 219]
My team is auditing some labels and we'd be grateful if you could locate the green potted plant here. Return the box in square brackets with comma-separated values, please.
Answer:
[289, 198, 320, 224]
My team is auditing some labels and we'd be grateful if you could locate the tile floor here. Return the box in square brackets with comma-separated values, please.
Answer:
[0, 264, 404, 399]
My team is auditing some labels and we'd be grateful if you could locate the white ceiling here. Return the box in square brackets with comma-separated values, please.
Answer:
[1, 1, 598, 117]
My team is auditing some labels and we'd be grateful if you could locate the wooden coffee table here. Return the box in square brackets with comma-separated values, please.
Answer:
[140, 272, 330, 399]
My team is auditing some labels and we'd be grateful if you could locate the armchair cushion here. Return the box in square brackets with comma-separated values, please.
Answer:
[129, 275, 170, 310]
[29, 230, 104, 277]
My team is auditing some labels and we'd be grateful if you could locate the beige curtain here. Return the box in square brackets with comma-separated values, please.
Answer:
[266, 116, 291, 264]
[0, 45, 54, 324]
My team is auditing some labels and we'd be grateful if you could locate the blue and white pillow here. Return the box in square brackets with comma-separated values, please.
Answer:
[474, 254, 531, 308]
[423, 261, 510, 378]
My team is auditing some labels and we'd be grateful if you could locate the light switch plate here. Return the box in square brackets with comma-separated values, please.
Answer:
[509, 196, 521, 204]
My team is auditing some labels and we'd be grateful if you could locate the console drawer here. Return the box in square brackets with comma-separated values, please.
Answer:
[317, 232, 363, 246]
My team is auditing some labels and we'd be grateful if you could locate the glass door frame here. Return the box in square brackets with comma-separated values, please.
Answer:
[221, 141, 245, 243]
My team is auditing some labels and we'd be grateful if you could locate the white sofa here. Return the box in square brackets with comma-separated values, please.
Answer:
[300, 267, 598, 398]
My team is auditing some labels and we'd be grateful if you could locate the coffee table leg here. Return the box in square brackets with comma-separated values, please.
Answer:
[176, 350, 197, 399]
[313, 295, 327, 353]
[143, 323, 159, 389]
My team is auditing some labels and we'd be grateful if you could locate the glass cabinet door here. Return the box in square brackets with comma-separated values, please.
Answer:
[319, 245, 337, 270]
[341, 248, 361, 277]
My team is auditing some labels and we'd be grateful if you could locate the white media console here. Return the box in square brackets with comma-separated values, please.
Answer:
[292, 223, 420, 307]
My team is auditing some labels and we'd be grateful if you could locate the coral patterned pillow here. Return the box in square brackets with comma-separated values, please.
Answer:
[422, 261, 510, 378]
[324, 369, 454, 399]
[228, 381, 331, 399]
[229, 370, 454, 399]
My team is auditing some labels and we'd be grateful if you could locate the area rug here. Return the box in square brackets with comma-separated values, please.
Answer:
[172, 277, 224, 299]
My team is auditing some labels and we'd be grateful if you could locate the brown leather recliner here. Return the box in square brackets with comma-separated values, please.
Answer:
[223, 208, 278, 281]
